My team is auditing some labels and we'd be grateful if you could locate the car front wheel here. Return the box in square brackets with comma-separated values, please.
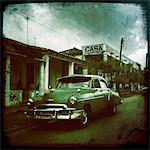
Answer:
[78, 105, 92, 128]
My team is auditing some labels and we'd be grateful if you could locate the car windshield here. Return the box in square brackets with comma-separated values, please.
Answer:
[57, 76, 91, 88]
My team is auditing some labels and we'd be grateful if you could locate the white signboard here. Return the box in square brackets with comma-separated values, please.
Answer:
[82, 44, 106, 55]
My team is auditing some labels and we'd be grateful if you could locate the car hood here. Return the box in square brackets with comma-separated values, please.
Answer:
[42, 87, 92, 104]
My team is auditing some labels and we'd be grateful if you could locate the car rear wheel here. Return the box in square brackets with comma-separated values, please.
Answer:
[109, 102, 117, 114]
[78, 105, 92, 128]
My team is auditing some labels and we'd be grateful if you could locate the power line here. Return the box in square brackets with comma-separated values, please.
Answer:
[50, 4, 102, 37]
[13, 6, 102, 49]
[14, 10, 83, 45]
[49, 4, 98, 40]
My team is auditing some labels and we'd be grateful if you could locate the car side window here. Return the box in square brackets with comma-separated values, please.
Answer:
[100, 80, 108, 89]
[92, 79, 101, 88]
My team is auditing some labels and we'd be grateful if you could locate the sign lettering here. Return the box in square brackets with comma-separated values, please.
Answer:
[82, 44, 104, 55]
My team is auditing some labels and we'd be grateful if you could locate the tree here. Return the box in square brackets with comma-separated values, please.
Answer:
[86, 57, 144, 91]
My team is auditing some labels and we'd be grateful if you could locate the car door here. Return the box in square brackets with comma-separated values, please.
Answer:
[99, 79, 111, 108]
[90, 78, 107, 115]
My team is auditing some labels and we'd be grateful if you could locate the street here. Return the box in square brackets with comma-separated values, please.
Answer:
[3, 95, 147, 148]
[2, 2, 148, 149]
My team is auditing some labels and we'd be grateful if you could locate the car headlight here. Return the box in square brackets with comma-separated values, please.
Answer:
[69, 96, 77, 105]
[28, 98, 33, 103]
[27, 99, 34, 106]
[27, 102, 31, 106]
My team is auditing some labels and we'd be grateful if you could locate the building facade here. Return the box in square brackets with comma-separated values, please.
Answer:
[3, 38, 87, 106]
[61, 43, 142, 92]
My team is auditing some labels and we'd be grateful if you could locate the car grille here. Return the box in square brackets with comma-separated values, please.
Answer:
[34, 104, 69, 117]
[35, 111, 55, 116]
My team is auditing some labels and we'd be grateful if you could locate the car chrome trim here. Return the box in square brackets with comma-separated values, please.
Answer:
[66, 107, 76, 111]
[78, 95, 105, 102]
[47, 98, 54, 102]
[34, 108, 64, 111]
[57, 74, 106, 81]
[36, 103, 68, 108]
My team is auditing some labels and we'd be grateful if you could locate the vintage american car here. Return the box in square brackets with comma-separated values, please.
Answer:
[24, 74, 120, 128]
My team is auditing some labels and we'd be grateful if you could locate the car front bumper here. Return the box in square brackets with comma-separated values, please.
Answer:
[25, 103, 84, 120]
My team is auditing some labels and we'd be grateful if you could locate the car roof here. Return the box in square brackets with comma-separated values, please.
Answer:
[57, 74, 106, 81]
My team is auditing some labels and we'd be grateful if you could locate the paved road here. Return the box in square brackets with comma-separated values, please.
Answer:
[4, 95, 147, 148]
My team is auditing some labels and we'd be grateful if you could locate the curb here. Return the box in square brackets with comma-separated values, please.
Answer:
[120, 94, 142, 101]
[4, 121, 37, 134]
[3, 106, 27, 115]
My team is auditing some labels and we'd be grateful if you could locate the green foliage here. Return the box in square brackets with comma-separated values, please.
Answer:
[86, 58, 144, 85]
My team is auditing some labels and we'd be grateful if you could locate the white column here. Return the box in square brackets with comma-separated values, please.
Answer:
[137, 84, 140, 91]
[105, 73, 108, 82]
[39, 62, 44, 96]
[103, 52, 107, 62]
[97, 69, 103, 76]
[83, 68, 88, 75]
[113, 83, 117, 91]
[103, 44, 107, 62]
[119, 83, 123, 89]
[131, 83, 134, 91]
[5, 56, 10, 106]
[101, 72, 104, 78]
[43, 55, 50, 92]
[68, 62, 74, 75]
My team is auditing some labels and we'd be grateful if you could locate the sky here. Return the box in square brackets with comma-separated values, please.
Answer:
[3, 2, 148, 68]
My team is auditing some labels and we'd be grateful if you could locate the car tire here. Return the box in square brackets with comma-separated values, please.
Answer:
[78, 105, 92, 128]
[109, 102, 117, 114]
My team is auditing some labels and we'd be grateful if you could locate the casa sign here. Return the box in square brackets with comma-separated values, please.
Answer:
[82, 44, 106, 55]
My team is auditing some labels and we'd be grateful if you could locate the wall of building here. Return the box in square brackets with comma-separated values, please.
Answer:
[34, 62, 40, 90]
[8, 54, 44, 104]
[3, 38, 87, 106]
[75, 55, 85, 60]
[74, 64, 83, 74]
[10, 56, 22, 89]
[50, 58, 68, 88]
[5, 53, 85, 106]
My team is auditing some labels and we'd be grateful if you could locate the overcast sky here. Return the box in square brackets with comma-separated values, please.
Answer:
[3, 2, 148, 68]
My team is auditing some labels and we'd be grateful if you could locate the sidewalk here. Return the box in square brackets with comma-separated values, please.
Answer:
[3, 102, 27, 114]
[2, 103, 33, 134]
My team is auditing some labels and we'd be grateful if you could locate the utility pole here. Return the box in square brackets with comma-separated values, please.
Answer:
[119, 37, 124, 64]
[26, 17, 29, 45]
[117, 37, 124, 92]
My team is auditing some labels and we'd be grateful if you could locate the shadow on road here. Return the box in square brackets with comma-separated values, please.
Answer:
[34, 110, 121, 132]
[92, 110, 121, 123]
[35, 120, 81, 132]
